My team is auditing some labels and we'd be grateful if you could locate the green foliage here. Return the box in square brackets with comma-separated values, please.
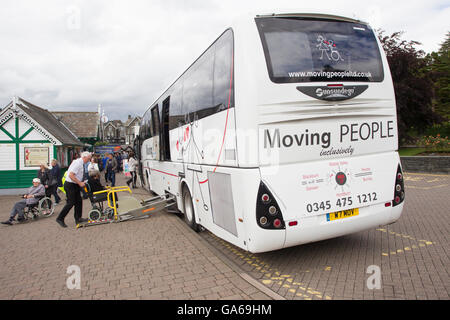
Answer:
[428, 32, 450, 120]
[398, 147, 427, 156]
[94, 141, 108, 146]
[377, 30, 443, 144]
[417, 134, 450, 152]
[424, 122, 450, 137]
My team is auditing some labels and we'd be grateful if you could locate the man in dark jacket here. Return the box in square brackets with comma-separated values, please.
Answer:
[105, 153, 118, 187]
[50, 159, 62, 204]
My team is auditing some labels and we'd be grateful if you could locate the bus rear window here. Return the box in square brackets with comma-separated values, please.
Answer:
[255, 17, 384, 83]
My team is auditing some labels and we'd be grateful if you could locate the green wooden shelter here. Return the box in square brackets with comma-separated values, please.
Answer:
[0, 97, 84, 190]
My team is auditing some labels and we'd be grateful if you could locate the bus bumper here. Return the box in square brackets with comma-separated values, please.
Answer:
[247, 201, 403, 253]
[283, 202, 404, 249]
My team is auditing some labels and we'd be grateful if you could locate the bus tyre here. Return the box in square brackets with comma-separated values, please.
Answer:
[183, 187, 200, 232]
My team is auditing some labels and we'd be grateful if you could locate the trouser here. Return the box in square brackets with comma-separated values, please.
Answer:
[107, 171, 116, 187]
[126, 171, 137, 187]
[51, 185, 61, 203]
[9, 200, 27, 220]
[57, 182, 83, 223]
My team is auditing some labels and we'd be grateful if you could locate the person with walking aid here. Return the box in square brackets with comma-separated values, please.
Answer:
[1, 178, 45, 225]
[56, 151, 92, 228]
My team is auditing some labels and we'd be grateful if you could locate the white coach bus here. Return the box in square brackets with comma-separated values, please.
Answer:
[136, 12, 405, 253]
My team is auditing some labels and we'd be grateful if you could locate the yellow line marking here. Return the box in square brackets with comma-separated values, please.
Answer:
[405, 172, 449, 177]
[407, 184, 448, 190]
[211, 233, 330, 300]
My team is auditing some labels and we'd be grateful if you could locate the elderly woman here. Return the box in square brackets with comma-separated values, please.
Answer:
[37, 163, 53, 197]
[1, 178, 46, 225]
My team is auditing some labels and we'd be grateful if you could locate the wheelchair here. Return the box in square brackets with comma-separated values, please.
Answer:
[22, 196, 54, 221]
[83, 183, 117, 222]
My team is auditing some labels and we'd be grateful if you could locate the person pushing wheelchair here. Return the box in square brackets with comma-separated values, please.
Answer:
[1, 178, 45, 225]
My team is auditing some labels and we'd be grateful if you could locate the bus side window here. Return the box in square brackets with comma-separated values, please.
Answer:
[182, 46, 214, 123]
[213, 29, 234, 111]
[169, 84, 183, 131]
[151, 105, 160, 137]
[161, 96, 171, 161]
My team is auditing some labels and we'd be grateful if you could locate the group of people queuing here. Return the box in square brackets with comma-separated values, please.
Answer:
[2, 149, 138, 228]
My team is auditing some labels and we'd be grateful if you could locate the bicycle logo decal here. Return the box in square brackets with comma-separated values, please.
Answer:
[316, 35, 344, 62]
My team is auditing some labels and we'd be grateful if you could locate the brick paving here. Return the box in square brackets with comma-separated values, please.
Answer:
[200, 172, 450, 300]
[1, 172, 448, 300]
[0, 174, 270, 300]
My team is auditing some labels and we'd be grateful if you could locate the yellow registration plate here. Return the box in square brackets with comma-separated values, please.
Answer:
[327, 208, 359, 221]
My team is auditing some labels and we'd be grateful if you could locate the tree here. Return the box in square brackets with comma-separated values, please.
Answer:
[377, 31, 442, 144]
[428, 32, 450, 120]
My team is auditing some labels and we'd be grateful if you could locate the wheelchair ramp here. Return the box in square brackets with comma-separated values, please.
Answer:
[76, 193, 176, 229]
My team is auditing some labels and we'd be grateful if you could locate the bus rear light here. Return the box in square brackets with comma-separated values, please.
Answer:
[288, 221, 298, 227]
[259, 216, 268, 225]
[268, 206, 277, 215]
[385, 202, 391, 207]
[256, 181, 285, 230]
[393, 165, 405, 207]
[273, 219, 282, 228]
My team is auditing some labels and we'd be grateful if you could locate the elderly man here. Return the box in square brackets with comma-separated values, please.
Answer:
[56, 151, 92, 228]
[2, 178, 46, 225]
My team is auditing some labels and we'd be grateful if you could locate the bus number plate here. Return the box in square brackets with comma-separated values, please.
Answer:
[326, 208, 359, 221]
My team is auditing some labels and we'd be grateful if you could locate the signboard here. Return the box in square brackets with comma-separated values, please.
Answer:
[24, 147, 49, 167]
[94, 145, 121, 155]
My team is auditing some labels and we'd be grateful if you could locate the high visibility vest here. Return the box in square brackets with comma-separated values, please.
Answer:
[58, 171, 68, 194]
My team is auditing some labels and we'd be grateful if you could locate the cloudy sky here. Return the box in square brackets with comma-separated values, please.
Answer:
[1, 0, 448, 121]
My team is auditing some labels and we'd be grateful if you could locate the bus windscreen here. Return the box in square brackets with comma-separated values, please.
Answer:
[255, 17, 384, 83]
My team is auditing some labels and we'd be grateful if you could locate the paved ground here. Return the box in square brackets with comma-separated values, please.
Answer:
[0, 172, 448, 300]
[201, 172, 450, 300]
[0, 174, 270, 300]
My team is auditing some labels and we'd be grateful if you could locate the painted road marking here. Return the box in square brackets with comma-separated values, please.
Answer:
[376, 228, 435, 257]
[211, 234, 332, 300]
[403, 173, 449, 190]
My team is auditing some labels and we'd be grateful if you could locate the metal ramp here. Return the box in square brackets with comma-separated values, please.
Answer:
[77, 191, 176, 228]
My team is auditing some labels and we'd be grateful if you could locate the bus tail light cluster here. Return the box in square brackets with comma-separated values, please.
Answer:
[256, 182, 285, 230]
[393, 165, 405, 207]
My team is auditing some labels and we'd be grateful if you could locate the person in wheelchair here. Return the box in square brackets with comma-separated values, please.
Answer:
[84, 170, 120, 221]
[87, 170, 105, 194]
[2, 178, 45, 225]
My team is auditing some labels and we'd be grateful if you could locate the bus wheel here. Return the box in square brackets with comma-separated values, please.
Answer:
[182, 186, 200, 232]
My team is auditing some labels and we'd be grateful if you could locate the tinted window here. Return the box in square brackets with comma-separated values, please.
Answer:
[151, 105, 160, 136]
[183, 48, 214, 123]
[213, 29, 234, 111]
[169, 85, 183, 130]
[154, 28, 234, 133]
[255, 17, 384, 83]
[140, 110, 152, 139]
